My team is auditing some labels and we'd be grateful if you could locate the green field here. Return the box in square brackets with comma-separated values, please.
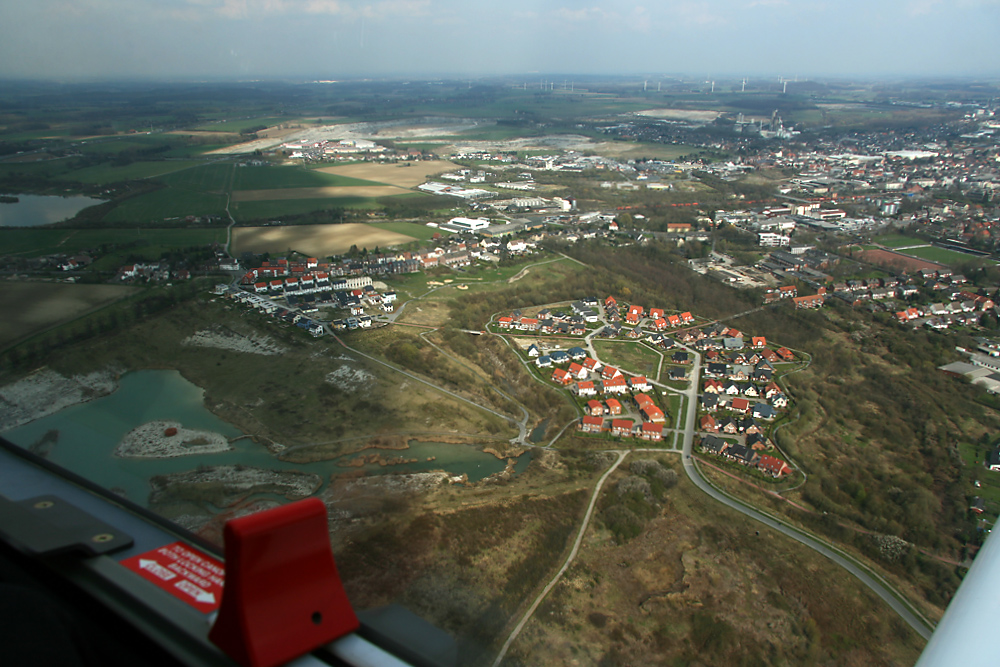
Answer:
[159, 162, 235, 192]
[104, 188, 228, 223]
[0, 227, 227, 258]
[97, 162, 236, 222]
[193, 116, 295, 132]
[369, 221, 442, 241]
[230, 197, 383, 221]
[0, 282, 140, 348]
[900, 245, 981, 266]
[232, 165, 382, 190]
[74, 139, 163, 155]
[0, 159, 77, 180]
[876, 234, 926, 249]
[64, 160, 204, 184]
[592, 340, 661, 378]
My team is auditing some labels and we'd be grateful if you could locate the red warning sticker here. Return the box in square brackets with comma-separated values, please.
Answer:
[121, 542, 225, 613]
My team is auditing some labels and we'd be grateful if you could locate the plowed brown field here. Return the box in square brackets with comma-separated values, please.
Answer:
[231, 223, 416, 256]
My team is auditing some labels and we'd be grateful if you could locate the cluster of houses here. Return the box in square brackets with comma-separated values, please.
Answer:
[604, 296, 695, 329]
[118, 261, 191, 283]
[496, 297, 702, 343]
[763, 258, 998, 330]
[218, 286, 326, 336]
[241, 240, 489, 292]
[699, 435, 792, 477]
[579, 390, 667, 442]
[688, 322, 799, 474]
[527, 343, 668, 441]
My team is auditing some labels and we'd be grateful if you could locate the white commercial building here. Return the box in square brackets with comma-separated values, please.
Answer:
[447, 217, 491, 232]
[758, 232, 791, 247]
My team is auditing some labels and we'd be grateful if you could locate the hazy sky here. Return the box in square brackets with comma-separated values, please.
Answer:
[1, 0, 998, 80]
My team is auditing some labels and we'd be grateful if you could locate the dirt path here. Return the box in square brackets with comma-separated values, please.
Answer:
[492, 450, 628, 666]
[507, 267, 530, 283]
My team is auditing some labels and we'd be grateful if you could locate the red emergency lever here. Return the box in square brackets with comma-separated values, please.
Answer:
[209, 497, 359, 667]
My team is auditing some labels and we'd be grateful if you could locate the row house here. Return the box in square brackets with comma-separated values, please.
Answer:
[580, 416, 604, 433]
[603, 376, 629, 394]
[611, 419, 634, 437]
[793, 294, 825, 309]
[639, 422, 664, 441]
[629, 376, 652, 392]
[551, 369, 573, 385]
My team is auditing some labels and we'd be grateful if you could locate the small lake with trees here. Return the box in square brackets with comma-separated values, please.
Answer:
[0, 193, 105, 227]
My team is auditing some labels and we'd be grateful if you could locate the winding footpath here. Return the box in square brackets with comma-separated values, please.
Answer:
[491, 450, 628, 667]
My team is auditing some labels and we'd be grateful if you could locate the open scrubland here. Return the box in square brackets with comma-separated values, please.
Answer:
[509, 455, 925, 666]
[0, 246, 969, 664]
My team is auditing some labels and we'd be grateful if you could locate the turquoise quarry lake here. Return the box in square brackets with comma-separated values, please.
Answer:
[2, 370, 529, 505]
[0, 193, 105, 227]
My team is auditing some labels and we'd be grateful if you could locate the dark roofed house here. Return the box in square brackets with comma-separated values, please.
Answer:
[988, 447, 1000, 471]
[701, 435, 728, 456]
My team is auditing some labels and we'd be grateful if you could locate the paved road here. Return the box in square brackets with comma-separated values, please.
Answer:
[676, 345, 934, 641]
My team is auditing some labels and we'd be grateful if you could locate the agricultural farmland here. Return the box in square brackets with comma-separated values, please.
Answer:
[0, 283, 139, 348]
[316, 161, 460, 188]
[231, 222, 418, 256]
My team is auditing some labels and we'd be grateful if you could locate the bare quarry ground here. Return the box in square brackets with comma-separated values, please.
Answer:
[115, 420, 233, 459]
[207, 118, 491, 155]
[325, 365, 377, 392]
[182, 326, 288, 356]
[0, 366, 121, 431]
[635, 108, 722, 122]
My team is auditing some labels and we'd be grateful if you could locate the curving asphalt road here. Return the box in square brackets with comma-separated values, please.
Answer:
[677, 345, 934, 641]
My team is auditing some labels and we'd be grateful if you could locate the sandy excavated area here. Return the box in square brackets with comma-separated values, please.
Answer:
[635, 109, 721, 122]
[232, 185, 409, 202]
[316, 160, 460, 188]
[115, 420, 232, 458]
[326, 365, 377, 392]
[0, 367, 120, 431]
[207, 118, 489, 155]
[232, 223, 416, 256]
[182, 327, 287, 355]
